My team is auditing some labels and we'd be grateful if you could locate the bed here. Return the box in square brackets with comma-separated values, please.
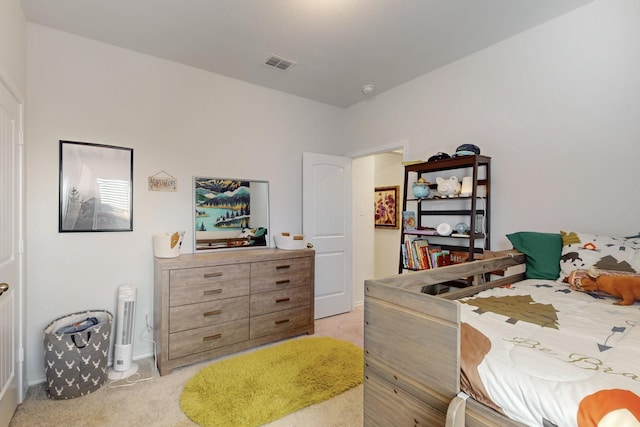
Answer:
[363, 231, 640, 427]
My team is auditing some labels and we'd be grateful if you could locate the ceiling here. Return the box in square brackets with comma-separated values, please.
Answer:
[21, 0, 593, 108]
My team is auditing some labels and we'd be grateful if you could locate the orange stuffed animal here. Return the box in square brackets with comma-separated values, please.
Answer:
[572, 267, 640, 306]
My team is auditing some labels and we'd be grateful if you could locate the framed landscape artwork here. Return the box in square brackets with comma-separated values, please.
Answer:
[374, 186, 399, 229]
[59, 140, 133, 232]
[194, 177, 270, 251]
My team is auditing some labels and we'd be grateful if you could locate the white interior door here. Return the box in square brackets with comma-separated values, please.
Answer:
[0, 77, 22, 427]
[302, 152, 352, 319]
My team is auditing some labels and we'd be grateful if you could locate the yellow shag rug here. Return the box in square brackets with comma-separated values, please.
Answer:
[180, 336, 364, 427]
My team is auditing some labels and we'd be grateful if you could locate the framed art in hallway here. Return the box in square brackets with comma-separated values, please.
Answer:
[59, 140, 133, 232]
[374, 186, 399, 229]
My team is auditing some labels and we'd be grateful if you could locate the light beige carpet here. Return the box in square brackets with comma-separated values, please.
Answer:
[9, 306, 364, 427]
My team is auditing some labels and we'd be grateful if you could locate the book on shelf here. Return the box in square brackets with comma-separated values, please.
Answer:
[438, 250, 452, 267]
[411, 242, 420, 269]
[429, 247, 452, 268]
[418, 244, 433, 269]
[401, 237, 457, 271]
[412, 239, 430, 270]
[404, 228, 438, 236]
[402, 211, 416, 230]
[401, 242, 409, 269]
[401, 235, 433, 271]
[450, 251, 469, 264]
[428, 246, 441, 269]
[402, 236, 412, 269]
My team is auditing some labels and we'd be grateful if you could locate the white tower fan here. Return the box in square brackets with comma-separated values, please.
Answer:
[108, 285, 138, 379]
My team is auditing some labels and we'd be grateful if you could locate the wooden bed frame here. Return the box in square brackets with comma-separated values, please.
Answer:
[363, 252, 529, 427]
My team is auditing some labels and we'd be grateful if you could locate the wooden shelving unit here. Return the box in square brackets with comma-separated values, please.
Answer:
[399, 154, 491, 273]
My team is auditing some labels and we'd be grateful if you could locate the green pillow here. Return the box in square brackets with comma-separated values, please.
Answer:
[506, 232, 562, 280]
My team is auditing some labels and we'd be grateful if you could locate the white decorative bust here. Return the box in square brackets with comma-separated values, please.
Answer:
[436, 176, 461, 198]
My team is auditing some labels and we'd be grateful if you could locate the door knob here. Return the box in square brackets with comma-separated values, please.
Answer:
[0, 283, 9, 297]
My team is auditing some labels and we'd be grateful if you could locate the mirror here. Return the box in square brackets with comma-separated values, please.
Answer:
[194, 177, 270, 251]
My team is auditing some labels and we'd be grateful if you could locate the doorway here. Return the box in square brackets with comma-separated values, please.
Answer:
[348, 141, 407, 306]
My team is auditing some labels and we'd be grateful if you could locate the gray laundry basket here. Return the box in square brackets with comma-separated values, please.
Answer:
[43, 309, 112, 399]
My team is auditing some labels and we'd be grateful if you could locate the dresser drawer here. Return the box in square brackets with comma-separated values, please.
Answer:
[169, 279, 250, 307]
[250, 271, 311, 294]
[170, 263, 250, 286]
[251, 257, 312, 278]
[169, 319, 249, 359]
[250, 306, 311, 339]
[169, 296, 250, 333]
[250, 286, 311, 316]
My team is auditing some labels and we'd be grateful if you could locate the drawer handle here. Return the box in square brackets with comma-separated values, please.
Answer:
[204, 289, 223, 296]
[275, 297, 290, 303]
[204, 272, 223, 278]
[276, 265, 290, 270]
[274, 319, 290, 325]
[203, 309, 222, 317]
[276, 279, 290, 285]
[203, 334, 221, 342]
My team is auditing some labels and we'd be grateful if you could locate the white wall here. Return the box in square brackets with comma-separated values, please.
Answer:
[351, 156, 374, 306]
[345, 0, 640, 250]
[350, 151, 403, 306]
[373, 152, 403, 278]
[0, 0, 26, 95]
[25, 24, 345, 383]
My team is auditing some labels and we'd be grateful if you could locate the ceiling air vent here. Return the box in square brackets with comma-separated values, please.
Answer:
[264, 54, 296, 71]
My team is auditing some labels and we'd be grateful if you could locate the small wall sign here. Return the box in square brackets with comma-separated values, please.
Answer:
[148, 171, 177, 192]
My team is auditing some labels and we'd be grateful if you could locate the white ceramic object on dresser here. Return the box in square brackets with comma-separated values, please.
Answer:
[274, 233, 310, 250]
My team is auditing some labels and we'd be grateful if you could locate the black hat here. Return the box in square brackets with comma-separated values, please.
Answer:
[452, 144, 480, 156]
[427, 152, 450, 162]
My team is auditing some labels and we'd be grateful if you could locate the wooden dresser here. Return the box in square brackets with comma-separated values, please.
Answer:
[154, 248, 315, 375]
